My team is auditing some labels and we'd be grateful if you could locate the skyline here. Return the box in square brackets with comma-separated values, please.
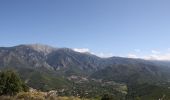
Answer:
[0, 0, 170, 60]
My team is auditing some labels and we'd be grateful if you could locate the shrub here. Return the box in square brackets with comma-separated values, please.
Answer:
[101, 94, 114, 100]
[0, 70, 28, 96]
[16, 92, 45, 100]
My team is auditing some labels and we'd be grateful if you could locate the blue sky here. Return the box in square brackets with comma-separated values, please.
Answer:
[0, 0, 170, 59]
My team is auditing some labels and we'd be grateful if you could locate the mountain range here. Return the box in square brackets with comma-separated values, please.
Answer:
[0, 44, 170, 99]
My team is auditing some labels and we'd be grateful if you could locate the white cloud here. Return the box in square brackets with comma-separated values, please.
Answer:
[73, 48, 170, 61]
[127, 54, 170, 61]
[97, 52, 113, 58]
[144, 54, 170, 61]
[127, 54, 138, 58]
[127, 49, 170, 61]
[151, 50, 160, 54]
[73, 48, 113, 58]
[73, 48, 90, 53]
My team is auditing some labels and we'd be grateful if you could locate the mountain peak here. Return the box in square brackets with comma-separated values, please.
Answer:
[25, 44, 57, 55]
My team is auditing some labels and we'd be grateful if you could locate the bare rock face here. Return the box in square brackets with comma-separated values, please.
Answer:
[26, 44, 57, 55]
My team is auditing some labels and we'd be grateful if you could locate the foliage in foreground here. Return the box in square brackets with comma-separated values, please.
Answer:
[0, 70, 29, 96]
[0, 91, 99, 100]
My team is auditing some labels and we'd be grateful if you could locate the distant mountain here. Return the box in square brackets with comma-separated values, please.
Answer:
[0, 44, 170, 99]
[0, 44, 170, 82]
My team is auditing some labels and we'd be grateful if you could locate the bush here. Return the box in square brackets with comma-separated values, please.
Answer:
[16, 92, 45, 100]
[101, 94, 115, 100]
[0, 70, 29, 96]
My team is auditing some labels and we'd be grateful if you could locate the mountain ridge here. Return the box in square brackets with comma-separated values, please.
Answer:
[0, 44, 170, 99]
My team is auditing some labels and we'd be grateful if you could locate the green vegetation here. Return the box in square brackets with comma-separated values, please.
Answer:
[0, 91, 98, 100]
[126, 83, 170, 100]
[0, 70, 29, 96]
[0, 69, 170, 100]
[101, 94, 115, 100]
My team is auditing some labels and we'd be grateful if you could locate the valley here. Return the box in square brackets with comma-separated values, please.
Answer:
[0, 44, 170, 99]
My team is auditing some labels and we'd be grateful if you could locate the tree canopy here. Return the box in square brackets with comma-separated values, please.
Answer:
[0, 70, 28, 96]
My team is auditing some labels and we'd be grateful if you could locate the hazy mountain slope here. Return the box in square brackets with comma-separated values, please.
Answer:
[0, 45, 52, 69]
[46, 48, 104, 75]
[0, 44, 105, 74]
[0, 44, 170, 82]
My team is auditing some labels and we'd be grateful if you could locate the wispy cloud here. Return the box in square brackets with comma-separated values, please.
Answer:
[151, 50, 160, 54]
[73, 48, 113, 58]
[96, 52, 113, 58]
[128, 49, 170, 61]
[144, 53, 170, 60]
[73, 48, 170, 61]
[127, 54, 138, 58]
[73, 48, 90, 53]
